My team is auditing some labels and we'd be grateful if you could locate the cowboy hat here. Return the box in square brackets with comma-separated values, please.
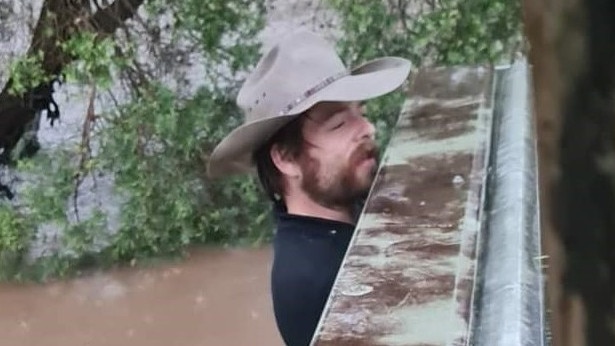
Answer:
[207, 30, 412, 178]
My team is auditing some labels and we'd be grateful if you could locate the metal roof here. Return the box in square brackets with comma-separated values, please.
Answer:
[310, 60, 546, 346]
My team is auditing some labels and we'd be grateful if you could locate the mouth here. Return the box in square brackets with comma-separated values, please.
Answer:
[365, 146, 378, 161]
[352, 142, 379, 167]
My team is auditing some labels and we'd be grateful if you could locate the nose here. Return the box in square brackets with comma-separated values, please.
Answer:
[360, 116, 376, 140]
[351, 104, 376, 141]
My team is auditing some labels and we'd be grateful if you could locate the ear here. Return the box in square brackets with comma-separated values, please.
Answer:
[270, 144, 301, 178]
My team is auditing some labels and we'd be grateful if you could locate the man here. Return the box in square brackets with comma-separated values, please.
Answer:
[208, 30, 411, 346]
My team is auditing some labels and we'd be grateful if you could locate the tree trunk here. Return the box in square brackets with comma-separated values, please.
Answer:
[522, 0, 615, 344]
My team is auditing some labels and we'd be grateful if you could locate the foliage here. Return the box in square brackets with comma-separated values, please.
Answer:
[329, 0, 523, 147]
[6, 50, 48, 95]
[0, 202, 34, 281]
[0, 0, 269, 282]
[330, 0, 521, 67]
[97, 84, 271, 263]
[61, 31, 124, 87]
[157, 0, 265, 76]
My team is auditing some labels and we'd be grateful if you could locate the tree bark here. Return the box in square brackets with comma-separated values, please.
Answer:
[522, 0, 615, 344]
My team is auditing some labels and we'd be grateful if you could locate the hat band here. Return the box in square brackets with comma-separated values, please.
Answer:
[278, 70, 350, 116]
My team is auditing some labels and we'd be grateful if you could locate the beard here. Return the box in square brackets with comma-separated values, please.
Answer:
[298, 141, 379, 210]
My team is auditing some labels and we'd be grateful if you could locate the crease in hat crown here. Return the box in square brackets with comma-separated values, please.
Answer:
[206, 29, 413, 179]
[236, 30, 348, 124]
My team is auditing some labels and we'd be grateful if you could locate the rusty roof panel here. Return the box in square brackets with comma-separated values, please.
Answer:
[311, 66, 494, 346]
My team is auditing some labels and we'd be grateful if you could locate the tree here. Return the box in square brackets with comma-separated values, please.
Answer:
[523, 0, 615, 344]
[0, 0, 145, 163]
[0, 0, 269, 281]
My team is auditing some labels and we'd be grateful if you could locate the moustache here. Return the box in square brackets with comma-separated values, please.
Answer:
[350, 141, 379, 165]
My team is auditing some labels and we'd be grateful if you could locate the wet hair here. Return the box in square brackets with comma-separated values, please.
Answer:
[252, 115, 307, 204]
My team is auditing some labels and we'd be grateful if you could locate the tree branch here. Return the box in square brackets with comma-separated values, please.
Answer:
[73, 83, 97, 222]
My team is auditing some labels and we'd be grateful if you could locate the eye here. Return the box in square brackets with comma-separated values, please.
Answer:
[331, 121, 345, 130]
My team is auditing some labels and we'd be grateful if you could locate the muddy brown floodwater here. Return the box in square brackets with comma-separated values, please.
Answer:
[0, 246, 282, 346]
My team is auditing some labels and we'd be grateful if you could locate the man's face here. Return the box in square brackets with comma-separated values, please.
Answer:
[297, 101, 378, 209]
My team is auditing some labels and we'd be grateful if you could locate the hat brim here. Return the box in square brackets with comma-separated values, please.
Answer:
[207, 56, 412, 178]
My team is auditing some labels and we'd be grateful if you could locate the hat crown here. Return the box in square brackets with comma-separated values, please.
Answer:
[237, 31, 347, 123]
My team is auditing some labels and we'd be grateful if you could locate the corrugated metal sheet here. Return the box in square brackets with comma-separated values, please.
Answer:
[310, 61, 545, 345]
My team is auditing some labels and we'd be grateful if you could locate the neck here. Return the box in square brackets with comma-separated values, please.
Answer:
[283, 191, 355, 225]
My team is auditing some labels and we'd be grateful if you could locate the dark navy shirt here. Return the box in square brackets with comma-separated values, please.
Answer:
[271, 209, 355, 346]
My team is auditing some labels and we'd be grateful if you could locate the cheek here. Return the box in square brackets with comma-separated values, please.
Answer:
[303, 135, 354, 171]
[302, 152, 344, 182]
[323, 150, 349, 170]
